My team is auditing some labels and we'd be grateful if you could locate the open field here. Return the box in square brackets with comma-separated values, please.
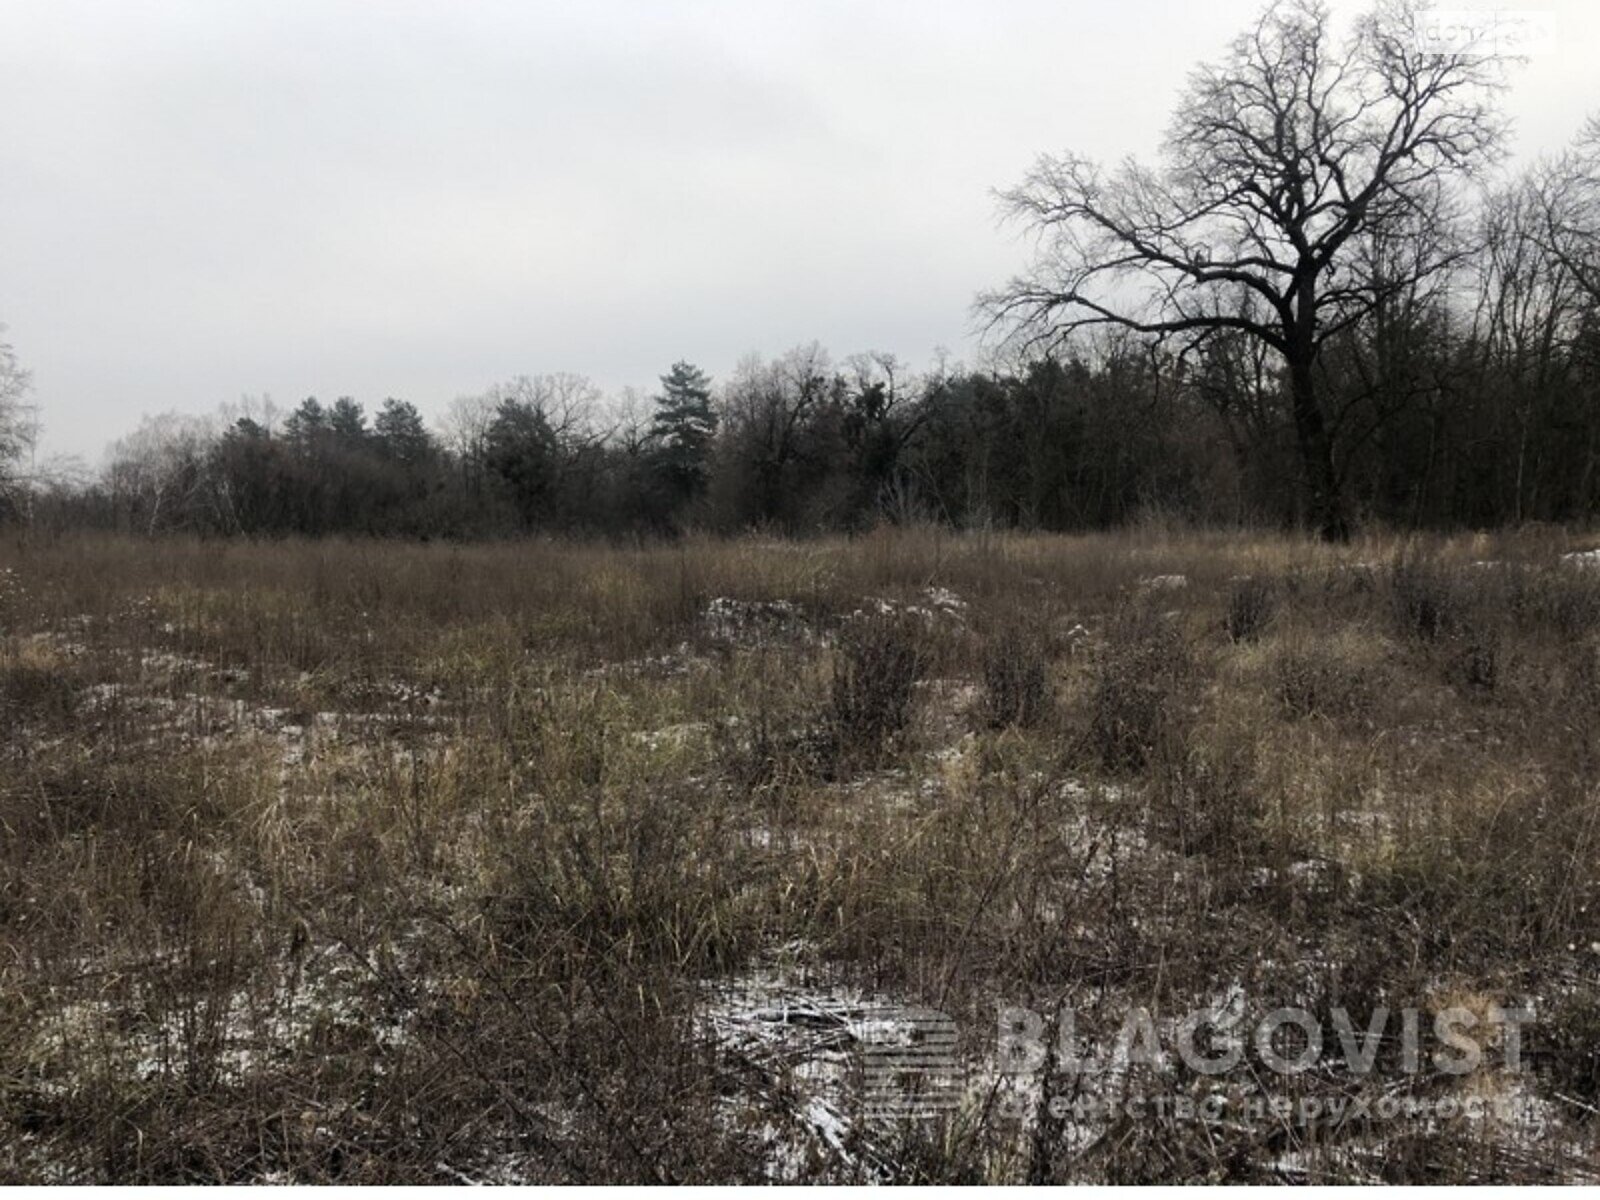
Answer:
[3, 527, 1600, 1183]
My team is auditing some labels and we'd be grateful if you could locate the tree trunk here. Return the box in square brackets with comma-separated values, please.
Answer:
[1287, 340, 1349, 542]
[1284, 272, 1349, 542]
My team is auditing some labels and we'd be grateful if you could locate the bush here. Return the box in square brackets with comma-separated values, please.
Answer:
[1389, 559, 1461, 643]
[981, 629, 1053, 729]
[1088, 606, 1191, 771]
[1272, 638, 1375, 721]
[1149, 733, 1264, 863]
[1224, 576, 1277, 643]
[1446, 623, 1500, 694]
[830, 614, 926, 760]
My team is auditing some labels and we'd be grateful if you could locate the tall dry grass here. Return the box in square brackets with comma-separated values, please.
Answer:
[0, 526, 1597, 1181]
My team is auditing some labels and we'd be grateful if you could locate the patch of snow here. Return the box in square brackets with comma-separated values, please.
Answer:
[628, 721, 709, 753]
[586, 642, 708, 680]
[847, 587, 968, 627]
[921, 585, 967, 614]
[703, 597, 812, 644]
[139, 650, 210, 676]
[702, 962, 967, 1179]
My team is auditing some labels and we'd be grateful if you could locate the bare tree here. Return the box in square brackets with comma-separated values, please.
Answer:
[1535, 114, 1600, 305]
[610, 386, 654, 458]
[717, 344, 840, 525]
[104, 411, 222, 534]
[984, 0, 1507, 538]
[0, 325, 39, 514]
[219, 393, 281, 436]
[440, 393, 498, 494]
[1467, 170, 1588, 519]
[486, 373, 604, 447]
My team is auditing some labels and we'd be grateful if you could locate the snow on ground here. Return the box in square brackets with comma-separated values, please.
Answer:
[700, 954, 967, 1180]
[846, 585, 969, 625]
[702, 597, 813, 644]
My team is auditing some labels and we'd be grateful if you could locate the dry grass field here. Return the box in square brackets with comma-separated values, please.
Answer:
[3, 526, 1600, 1182]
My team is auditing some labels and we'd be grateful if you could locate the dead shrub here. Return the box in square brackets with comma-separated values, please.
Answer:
[723, 694, 833, 788]
[1149, 732, 1265, 865]
[1088, 606, 1191, 772]
[828, 613, 927, 761]
[1272, 637, 1375, 721]
[1446, 623, 1500, 694]
[981, 629, 1053, 729]
[485, 780, 753, 975]
[1389, 558, 1463, 642]
[1223, 575, 1277, 643]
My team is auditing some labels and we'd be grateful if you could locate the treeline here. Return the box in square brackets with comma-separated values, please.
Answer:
[21, 146, 1600, 536]
[36, 218, 1600, 540]
[4, 344, 1286, 536]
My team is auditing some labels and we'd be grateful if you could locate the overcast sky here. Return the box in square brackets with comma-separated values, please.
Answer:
[3, 0, 1597, 462]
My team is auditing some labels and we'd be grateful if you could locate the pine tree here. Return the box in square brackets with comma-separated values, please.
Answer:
[283, 397, 328, 447]
[329, 397, 367, 444]
[648, 361, 717, 506]
[374, 398, 434, 466]
[484, 398, 559, 527]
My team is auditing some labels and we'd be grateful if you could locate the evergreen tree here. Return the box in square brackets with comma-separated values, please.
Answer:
[212, 417, 282, 532]
[648, 361, 717, 507]
[484, 398, 559, 527]
[329, 397, 367, 444]
[283, 397, 328, 447]
[374, 398, 434, 466]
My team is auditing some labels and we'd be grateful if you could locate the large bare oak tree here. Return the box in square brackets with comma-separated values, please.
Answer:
[984, 0, 1507, 539]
